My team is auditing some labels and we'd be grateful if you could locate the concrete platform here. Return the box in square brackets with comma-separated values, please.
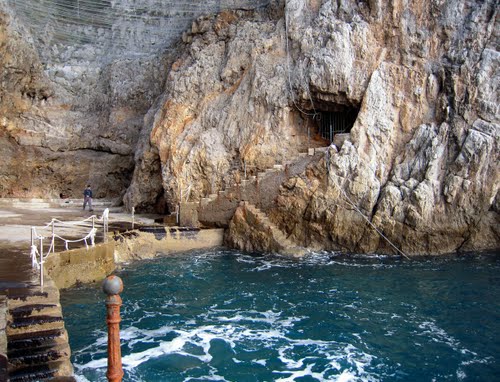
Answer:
[0, 199, 158, 289]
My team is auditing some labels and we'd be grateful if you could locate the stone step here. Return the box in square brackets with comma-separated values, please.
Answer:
[9, 364, 58, 382]
[59, 199, 114, 207]
[313, 146, 329, 153]
[7, 315, 65, 336]
[0, 198, 115, 210]
[7, 329, 66, 352]
[8, 359, 74, 382]
[12, 202, 53, 210]
[272, 231, 290, 244]
[198, 147, 328, 228]
[9, 304, 60, 320]
[7, 286, 60, 309]
[249, 204, 302, 255]
[8, 341, 70, 371]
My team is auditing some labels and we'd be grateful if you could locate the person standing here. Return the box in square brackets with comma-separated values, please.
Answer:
[83, 185, 94, 211]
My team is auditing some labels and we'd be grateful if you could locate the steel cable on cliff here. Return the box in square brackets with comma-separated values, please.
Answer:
[283, 1, 409, 259]
[327, 167, 411, 260]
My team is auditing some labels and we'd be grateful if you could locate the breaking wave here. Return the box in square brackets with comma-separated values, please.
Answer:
[62, 249, 500, 381]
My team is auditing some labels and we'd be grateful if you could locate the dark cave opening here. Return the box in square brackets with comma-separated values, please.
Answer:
[313, 106, 359, 144]
[297, 101, 360, 146]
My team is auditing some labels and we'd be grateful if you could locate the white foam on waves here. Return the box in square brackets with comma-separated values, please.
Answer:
[74, 308, 380, 381]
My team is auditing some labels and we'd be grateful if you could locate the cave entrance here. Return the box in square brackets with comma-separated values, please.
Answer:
[315, 107, 358, 144]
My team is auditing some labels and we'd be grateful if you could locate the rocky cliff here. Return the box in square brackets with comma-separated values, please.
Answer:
[0, 5, 167, 199]
[126, 0, 498, 254]
[1, 0, 498, 254]
[0, 0, 268, 201]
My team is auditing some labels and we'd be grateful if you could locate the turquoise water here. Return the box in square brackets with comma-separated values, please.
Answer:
[60, 250, 500, 381]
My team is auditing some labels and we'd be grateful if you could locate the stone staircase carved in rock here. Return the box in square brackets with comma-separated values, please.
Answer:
[236, 202, 307, 257]
[5, 277, 75, 381]
[180, 147, 329, 228]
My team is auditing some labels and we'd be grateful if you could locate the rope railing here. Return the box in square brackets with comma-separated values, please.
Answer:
[30, 208, 109, 289]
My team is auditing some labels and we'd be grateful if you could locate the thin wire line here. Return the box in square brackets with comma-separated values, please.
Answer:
[328, 168, 411, 260]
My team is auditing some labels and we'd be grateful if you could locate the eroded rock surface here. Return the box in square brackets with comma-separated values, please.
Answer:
[0, 0, 275, 203]
[0, 5, 170, 199]
[129, 0, 498, 254]
[1, 0, 498, 254]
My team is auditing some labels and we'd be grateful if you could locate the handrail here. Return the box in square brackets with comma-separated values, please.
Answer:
[30, 208, 109, 289]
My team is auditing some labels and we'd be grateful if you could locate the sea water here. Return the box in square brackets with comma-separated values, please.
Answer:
[60, 250, 500, 381]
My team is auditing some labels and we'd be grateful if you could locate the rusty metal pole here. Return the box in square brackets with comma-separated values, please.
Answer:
[102, 275, 124, 382]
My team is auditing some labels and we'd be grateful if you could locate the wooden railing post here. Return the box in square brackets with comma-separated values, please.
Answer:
[102, 275, 124, 382]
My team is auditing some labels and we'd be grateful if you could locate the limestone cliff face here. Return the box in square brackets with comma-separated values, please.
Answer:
[274, 0, 499, 255]
[127, 0, 498, 254]
[125, 4, 305, 211]
[0, 0, 272, 202]
[0, 4, 169, 199]
[1, 0, 498, 254]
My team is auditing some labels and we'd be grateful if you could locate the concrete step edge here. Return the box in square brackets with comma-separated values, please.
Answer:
[8, 341, 70, 362]
[8, 358, 73, 381]
[6, 320, 66, 336]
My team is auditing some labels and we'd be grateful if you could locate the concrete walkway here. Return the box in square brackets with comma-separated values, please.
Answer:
[0, 200, 158, 290]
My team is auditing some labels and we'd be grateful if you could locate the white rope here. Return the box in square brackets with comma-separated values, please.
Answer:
[30, 239, 53, 270]
[30, 212, 108, 289]
[36, 221, 54, 231]
[30, 245, 40, 270]
[52, 215, 98, 225]
[53, 227, 97, 244]
[30, 212, 108, 270]
[45, 239, 55, 259]
[31, 228, 48, 241]
[101, 208, 109, 222]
